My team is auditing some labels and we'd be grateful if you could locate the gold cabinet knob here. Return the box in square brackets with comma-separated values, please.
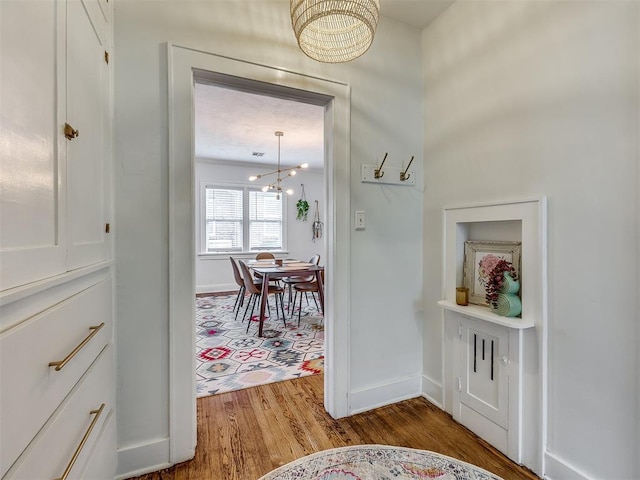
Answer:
[64, 122, 79, 140]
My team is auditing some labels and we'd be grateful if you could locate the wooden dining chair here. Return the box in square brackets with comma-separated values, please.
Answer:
[238, 260, 287, 332]
[283, 254, 320, 312]
[292, 267, 324, 326]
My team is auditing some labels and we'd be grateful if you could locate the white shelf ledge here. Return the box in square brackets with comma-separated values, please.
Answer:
[437, 300, 535, 329]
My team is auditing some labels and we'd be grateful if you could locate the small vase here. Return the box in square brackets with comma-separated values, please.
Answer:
[494, 293, 522, 317]
[498, 272, 520, 295]
[456, 287, 469, 306]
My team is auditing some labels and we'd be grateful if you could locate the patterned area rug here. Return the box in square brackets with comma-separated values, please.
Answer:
[196, 293, 324, 397]
[259, 445, 504, 480]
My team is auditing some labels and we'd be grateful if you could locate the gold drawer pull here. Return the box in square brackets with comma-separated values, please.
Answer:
[54, 403, 106, 480]
[49, 323, 105, 371]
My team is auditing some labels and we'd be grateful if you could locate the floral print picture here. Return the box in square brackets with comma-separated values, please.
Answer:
[463, 241, 522, 306]
[475, 252, 513, 294]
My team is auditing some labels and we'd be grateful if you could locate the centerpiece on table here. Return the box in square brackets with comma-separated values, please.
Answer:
[485, 259, 522, 317]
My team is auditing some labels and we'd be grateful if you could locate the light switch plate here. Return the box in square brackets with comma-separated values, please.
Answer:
[355, 211, 366, 230]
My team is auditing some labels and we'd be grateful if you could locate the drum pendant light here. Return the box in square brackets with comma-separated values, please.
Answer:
[290, 0, 380, 63]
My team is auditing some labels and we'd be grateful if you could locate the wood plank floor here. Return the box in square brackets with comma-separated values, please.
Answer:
[131, 375, 539, 480]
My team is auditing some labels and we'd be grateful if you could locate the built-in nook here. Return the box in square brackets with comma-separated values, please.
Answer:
[438, 198, 547, 476]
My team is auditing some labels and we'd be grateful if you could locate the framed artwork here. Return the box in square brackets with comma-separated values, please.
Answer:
[463, 240, 522, 306]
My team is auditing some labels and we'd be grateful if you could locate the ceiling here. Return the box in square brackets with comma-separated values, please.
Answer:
[382, 0, 454, 29]
[194, 83, 326, 169]
[194, 1, 455, 170]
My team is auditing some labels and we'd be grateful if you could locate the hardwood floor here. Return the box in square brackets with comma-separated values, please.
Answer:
[130, 375, 539, 480]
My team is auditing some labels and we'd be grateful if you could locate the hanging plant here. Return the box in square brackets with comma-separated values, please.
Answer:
[296, 184, 309, 221]
[312, 200, 323, 242]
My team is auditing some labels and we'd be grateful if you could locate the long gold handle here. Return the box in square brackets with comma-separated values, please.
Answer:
[49, 323, 105, 371]
[54, 403, 106, 480]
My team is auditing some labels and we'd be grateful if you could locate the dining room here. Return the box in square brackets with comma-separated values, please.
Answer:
[192, 80, 327, 397]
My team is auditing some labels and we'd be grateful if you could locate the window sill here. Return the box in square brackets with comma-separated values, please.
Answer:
[198, 251, 290, 260]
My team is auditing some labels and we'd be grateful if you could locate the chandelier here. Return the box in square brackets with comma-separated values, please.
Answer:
[290, 0, 380, 63]
[249, 131, 308, 199]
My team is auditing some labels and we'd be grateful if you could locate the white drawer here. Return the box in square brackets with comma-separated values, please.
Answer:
[3, 345, 114, 480]
[76, 412, 116, 480]
[0, 280, 112, 477]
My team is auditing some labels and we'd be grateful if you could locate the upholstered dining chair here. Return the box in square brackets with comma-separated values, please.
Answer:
[283, 254, 320, 312]
[254, 251, 280, 286]
[229, 257, 262, 321]
[238, 260, 287, 333]
[292, 267, 324, 326]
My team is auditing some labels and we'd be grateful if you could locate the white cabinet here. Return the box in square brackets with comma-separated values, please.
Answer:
[0, 0, 113, 290]
[0, 280, 113, 475]
[0, 0, 115, 478]
[1, 276, 116, 479]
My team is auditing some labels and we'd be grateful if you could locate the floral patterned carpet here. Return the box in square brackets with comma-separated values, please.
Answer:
[196, 293, 324, 397]
[259, 445, 504, 480]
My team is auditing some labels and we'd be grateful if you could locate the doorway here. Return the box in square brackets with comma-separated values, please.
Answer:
[168, 44, 351, 464]
[192, 79, 327, 396]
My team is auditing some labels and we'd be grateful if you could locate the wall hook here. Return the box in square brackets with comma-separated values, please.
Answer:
[400, 155, 414, 181]
[374, 152, 388, 179]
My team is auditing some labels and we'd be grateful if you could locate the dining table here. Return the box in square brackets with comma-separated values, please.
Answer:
[249, 259, 324, 337]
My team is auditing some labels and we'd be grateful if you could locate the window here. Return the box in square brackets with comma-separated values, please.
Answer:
[202, 185, 285, 253]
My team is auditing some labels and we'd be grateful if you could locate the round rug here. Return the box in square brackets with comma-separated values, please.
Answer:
[259, 444, 504, 480]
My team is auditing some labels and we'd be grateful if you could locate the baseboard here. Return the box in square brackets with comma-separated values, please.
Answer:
[421, 374, 443, 409]
[196, 283, 236, 294]
[115, 437, 171, 479]
[544, 450, 595, 480]
[349, 374, 422, 415]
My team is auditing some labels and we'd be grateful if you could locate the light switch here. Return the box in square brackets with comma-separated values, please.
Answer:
[355, 211, 366, 230]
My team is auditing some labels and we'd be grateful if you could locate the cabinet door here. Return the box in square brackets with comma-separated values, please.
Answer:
[459, 318, 509, 429]
[0, 0, 67, 290]
[66, 0, 111, 269]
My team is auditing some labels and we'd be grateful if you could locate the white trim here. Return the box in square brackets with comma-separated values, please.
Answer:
[168, 43, 351, 465]
[349, 375, 422, 415]
[0, 260, 112, 307]
[544, 450, 595, 480]
[195, 283, 236, 294]
[421, 374, 443, 410]
[437, 300, 535, 329]
[440, 196, 547, 475]
[115, 438, 171, 480]
[0, 262, 112, 333]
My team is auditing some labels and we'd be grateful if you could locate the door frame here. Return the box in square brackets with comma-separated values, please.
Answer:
[167, 43, 351, 463]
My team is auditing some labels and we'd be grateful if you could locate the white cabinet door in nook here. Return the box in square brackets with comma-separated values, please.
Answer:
[456, 318, 510, 448]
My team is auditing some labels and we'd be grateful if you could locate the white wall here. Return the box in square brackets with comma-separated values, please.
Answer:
[114, 1, 423, 475]
[422, 2, 639, 479]
[194, 160, 325, 293]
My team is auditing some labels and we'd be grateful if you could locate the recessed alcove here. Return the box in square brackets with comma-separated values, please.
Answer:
[438, 198, 547, 475]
